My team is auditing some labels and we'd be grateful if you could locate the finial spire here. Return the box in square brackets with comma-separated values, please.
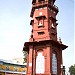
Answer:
[58, 37, 62, 44]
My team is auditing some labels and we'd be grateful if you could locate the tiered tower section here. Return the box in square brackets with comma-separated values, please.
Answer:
[30, 0, 58, 42]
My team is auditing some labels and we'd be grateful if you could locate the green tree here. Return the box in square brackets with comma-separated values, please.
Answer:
[23, 50, 28, 63]
[69, 64, 75, 75]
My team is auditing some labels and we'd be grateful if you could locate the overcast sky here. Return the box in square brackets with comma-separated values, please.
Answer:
[0, 0, 74, 73]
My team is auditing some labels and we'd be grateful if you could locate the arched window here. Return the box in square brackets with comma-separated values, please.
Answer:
[36, 52, 45, 74]
[52, 53, 57, 74]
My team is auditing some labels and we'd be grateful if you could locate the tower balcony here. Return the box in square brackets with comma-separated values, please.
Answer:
[32, 1, 58, 10]
[30, 1, 59, 17]
[32, 1, 48, 8]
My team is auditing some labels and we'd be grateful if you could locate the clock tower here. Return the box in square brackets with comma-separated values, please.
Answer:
[23, 0, 68, 75]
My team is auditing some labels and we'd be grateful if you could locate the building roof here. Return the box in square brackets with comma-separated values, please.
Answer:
[0, 59, 26, 74]
[0, 59, 26, 67]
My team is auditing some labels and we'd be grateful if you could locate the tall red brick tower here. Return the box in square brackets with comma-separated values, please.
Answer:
[23, 0, 68, 75]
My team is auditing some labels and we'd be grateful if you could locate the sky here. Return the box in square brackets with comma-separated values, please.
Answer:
[0, 0, 74, 72]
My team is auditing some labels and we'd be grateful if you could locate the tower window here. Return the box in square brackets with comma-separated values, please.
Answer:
[38, 21, 43, 27]
[51, 22, 55, 29]
[52, 53, 57, 74]
[38, 19, 43, 28]
[38, 31, 44, 35]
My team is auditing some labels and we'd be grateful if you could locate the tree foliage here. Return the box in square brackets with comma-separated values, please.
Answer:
[69, 64, 75, 75]
[23, 51, 28, 63]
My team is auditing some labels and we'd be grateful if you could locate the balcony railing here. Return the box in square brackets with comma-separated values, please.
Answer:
[53, 4, 58, 10]
[32, 1, 58, 11]
[32, 1, 48, 8]
[30, 1, 59, 17]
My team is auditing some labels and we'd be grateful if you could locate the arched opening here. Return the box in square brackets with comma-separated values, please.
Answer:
[52, 53, 57, 74]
